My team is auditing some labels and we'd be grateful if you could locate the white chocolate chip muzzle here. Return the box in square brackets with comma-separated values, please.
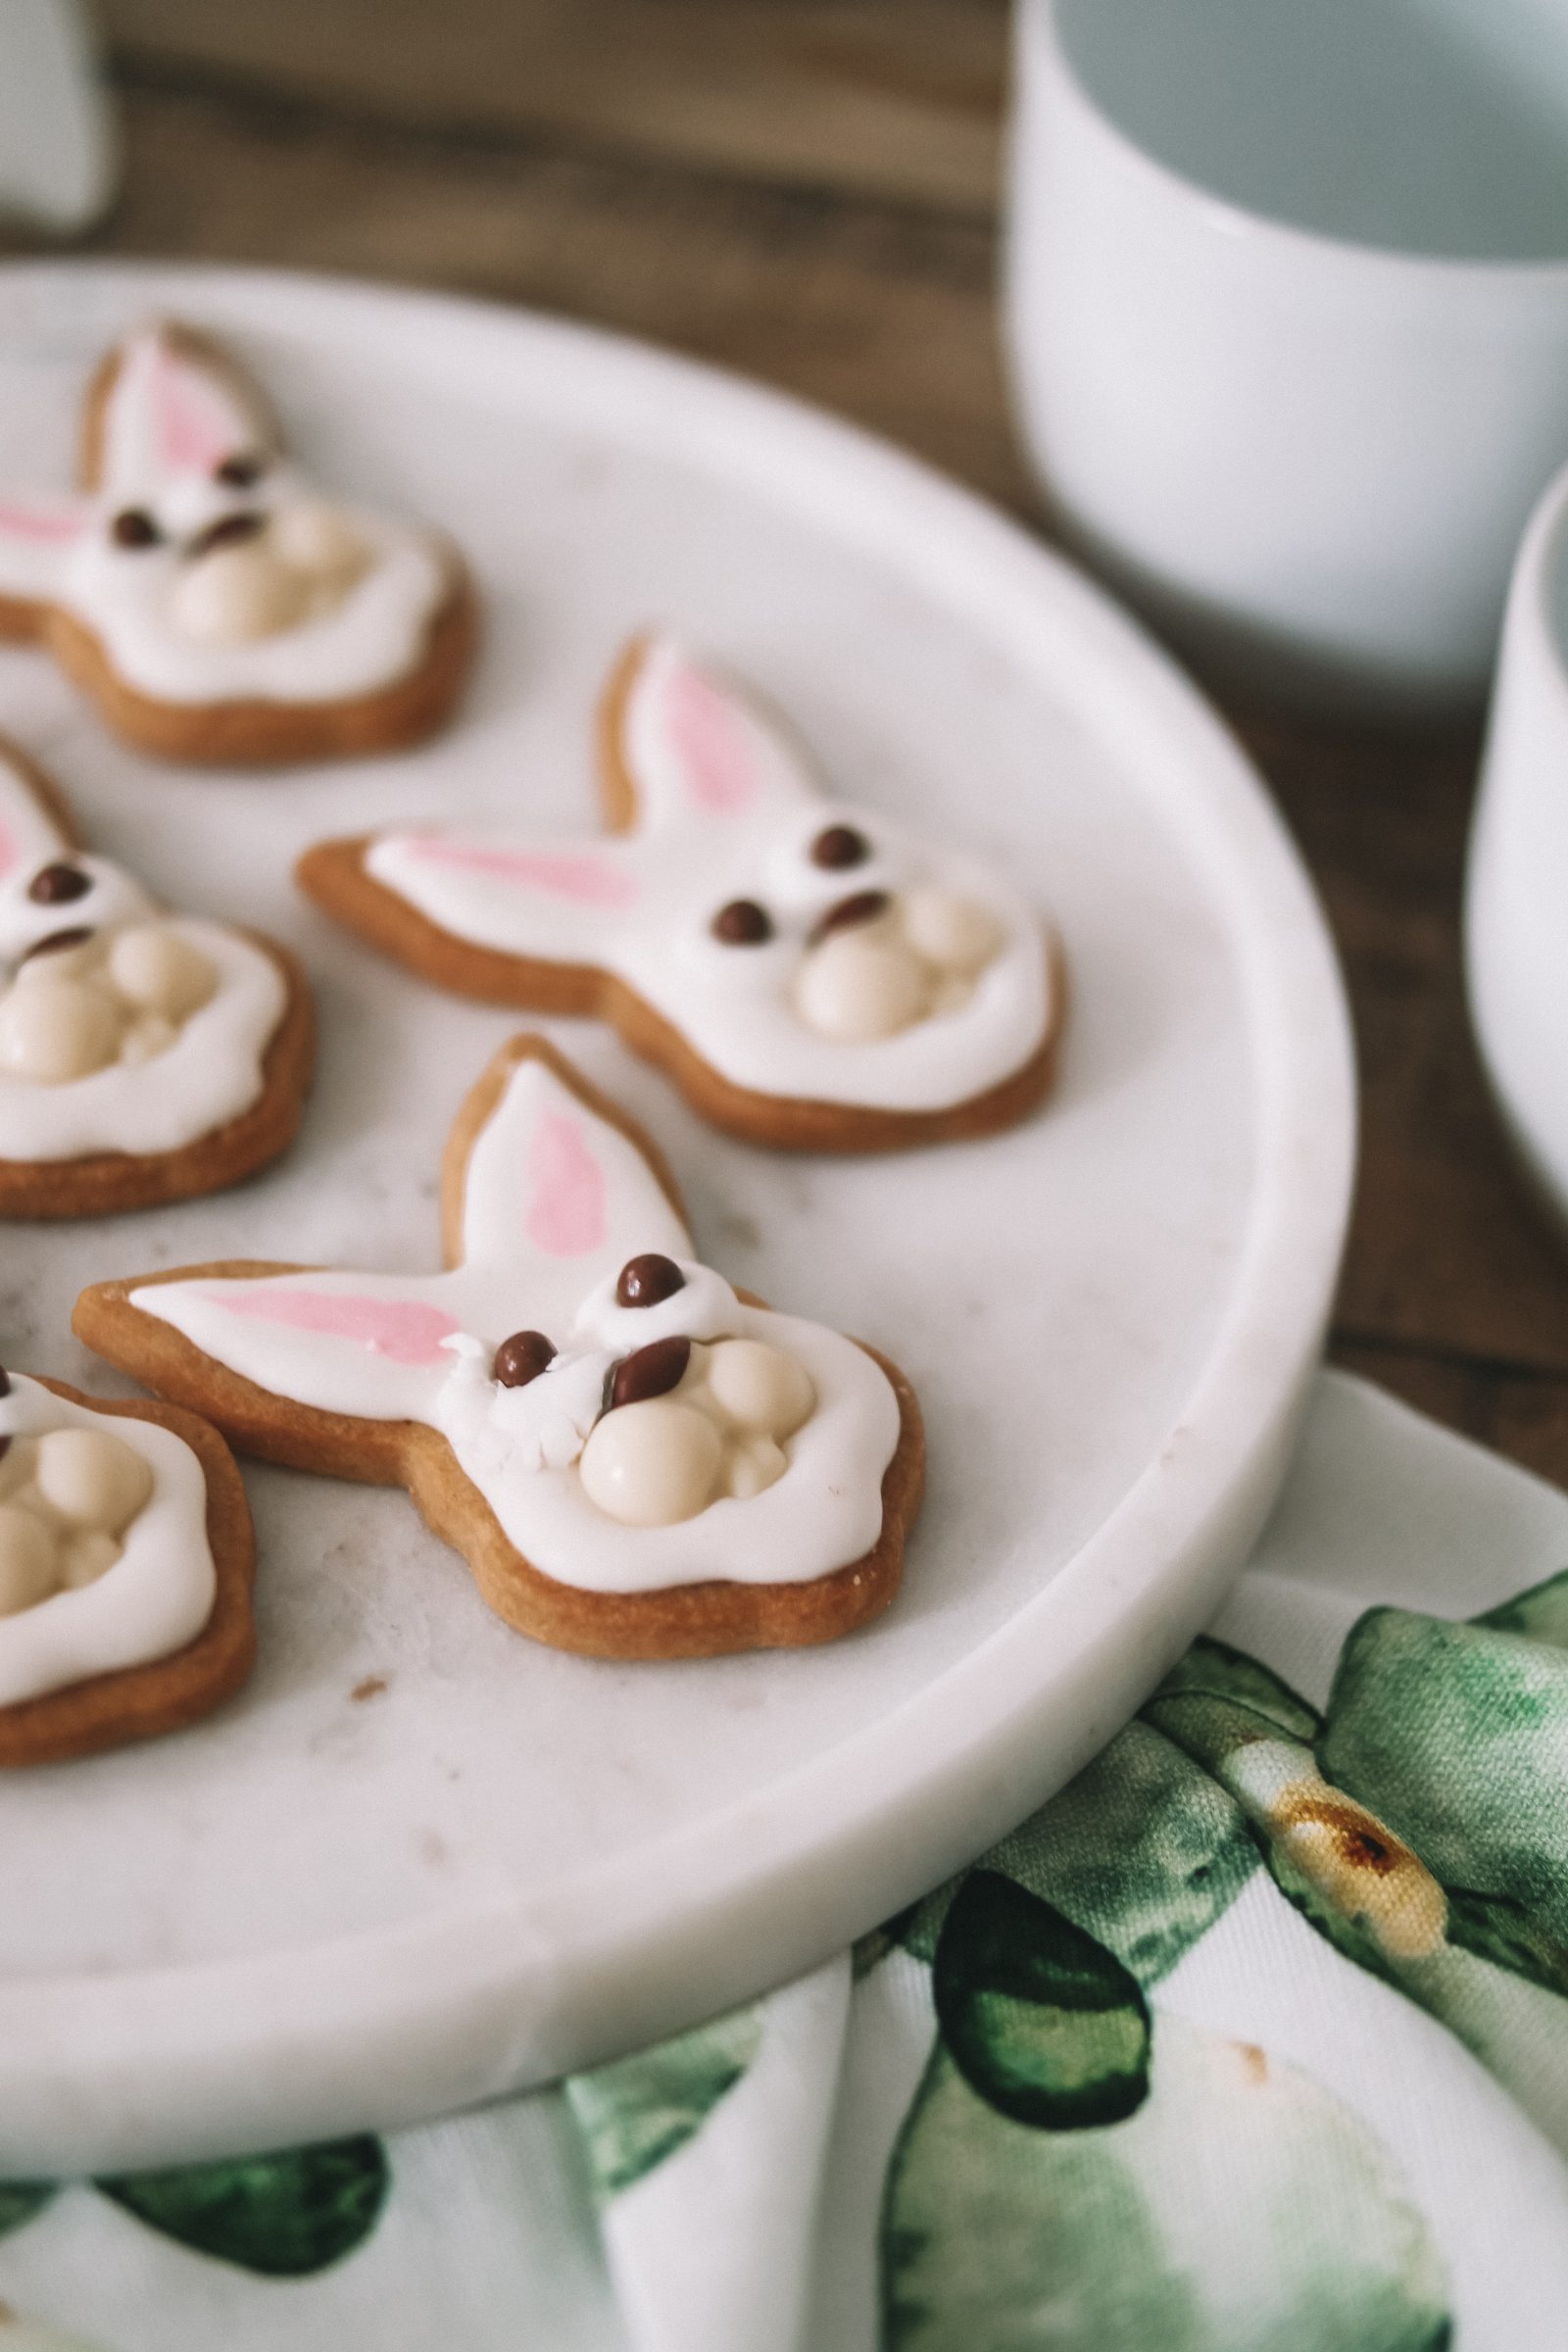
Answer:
[0, 1424, 155, 1617]
[577, 1335, 818, 1527]
[790, 887, 1004, 1045]
[0, 914, 218, 1086]
[169, 500, 371, 648]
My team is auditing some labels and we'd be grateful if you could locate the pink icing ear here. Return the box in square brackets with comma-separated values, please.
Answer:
[408, 840, 638, 908]
[662, 657, 762, 816]
[0, 757, 71, 880]
[203, 1288, 461, 1365]
[0, 498, 86, 546]
[525, 1113, 607, 1256]
[0, 498, 87, 606]
[149, 339, 249, 475]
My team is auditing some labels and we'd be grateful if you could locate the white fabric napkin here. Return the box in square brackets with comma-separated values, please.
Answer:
[4, 1370, 1567, 2349]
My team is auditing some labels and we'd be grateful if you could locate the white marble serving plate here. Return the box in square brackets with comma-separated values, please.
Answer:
[0, 263, 1354, 2171]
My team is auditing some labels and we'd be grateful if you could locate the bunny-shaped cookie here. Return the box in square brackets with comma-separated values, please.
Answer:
[75, 1035, 923, 1659]
[298, 634, 1063, 1150]
[0, 1367, 255, 1766]
[0, 739, 314, 1214]
[0, 319, 475, 764]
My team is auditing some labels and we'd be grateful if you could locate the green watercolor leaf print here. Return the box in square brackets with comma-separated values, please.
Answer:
[933, 1872, 1151, 2131]
[1321, 1605, 1568, 1951]
[1073, 1570, 1568, 2155]
[904, 1566, 1568, 2169]
[1282, 1578, 1568, 2153]
[1443, 1885, 1568, 1998]
[1475, 1563, 1568, 1648]
[900, 1718, 1258, 1988]
[1150, 1634, 1321, 1742]
[96, 2135, 388, 2278]
[1143, 1648, 1323, 1800]
[1141, 1634, 1453, 1979]
[881, 2015, 1449, 2352]
[566, 2003, 763, 2199]
[0, 2181, 55, 2238]
[981, 1721, 1260, 1987]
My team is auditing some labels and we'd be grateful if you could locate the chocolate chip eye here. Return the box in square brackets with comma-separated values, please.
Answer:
[26, 862, 90, 906]
[616, 1252, 685, 1308]
[609, 1335, 692, 1410]
[810, 824, 870, 870]
[811, 889, 889, 942]
[111, 509, 161, 550]
[214, 452, 266, 489]
[711, 899, 772, 946]
[493, 1330, 557, 1388]
[0, 1367, 10, 1396]
[20, 925, 93, 961]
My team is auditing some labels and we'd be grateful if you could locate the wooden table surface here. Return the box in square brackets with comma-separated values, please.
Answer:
[9, 0, 1567, 1481]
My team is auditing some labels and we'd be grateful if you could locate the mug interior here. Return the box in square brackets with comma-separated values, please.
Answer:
[1053, 0, 1568, 261]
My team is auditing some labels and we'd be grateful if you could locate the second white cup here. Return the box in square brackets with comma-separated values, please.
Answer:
[1467, 455, 1568, 1224]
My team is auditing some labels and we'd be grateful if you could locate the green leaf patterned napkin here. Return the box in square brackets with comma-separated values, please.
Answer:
[5, 1370, 1568, 2350]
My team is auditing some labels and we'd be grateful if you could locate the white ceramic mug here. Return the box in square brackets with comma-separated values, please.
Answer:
[1006, 0, 1568, 715]
[0, 0, 113, 235]
[1466, 457, 1568, 1219]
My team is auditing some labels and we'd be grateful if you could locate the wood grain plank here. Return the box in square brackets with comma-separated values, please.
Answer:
[99, 0, 1008, 214]
[11, 74, 1023, 508]
[1332, 1333, 1568, 1493]
[1248, 713, 1568, 1379]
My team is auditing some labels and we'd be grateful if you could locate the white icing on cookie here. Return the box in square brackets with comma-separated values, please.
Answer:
[361, 635, 1051, 1113]
[430, 1267, 887, 1583]
[0, 753, 288, 1161]
[0, 323, 454, 708]
[0, 1377, 216, 1709]
[128, 1053, 902, 1596]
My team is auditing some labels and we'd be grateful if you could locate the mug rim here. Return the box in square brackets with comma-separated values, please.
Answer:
[1024, 0, 1568, 284]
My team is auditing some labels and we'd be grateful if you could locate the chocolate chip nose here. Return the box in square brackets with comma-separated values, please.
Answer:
[811, 889, 889, 943]
[20, 926, 93, 962]
[609, 1336, 692, 1410]
[188, 511, 267, 560]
